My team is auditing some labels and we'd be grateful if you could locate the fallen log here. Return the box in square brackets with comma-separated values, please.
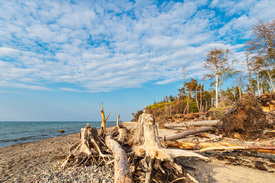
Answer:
[164, 126, 213, 141]
[197, 145, 275, 153]
[105, 135, 133, 183]
[164, 120, 220, 129]
[165, 141, 234, 150]
[165, 140, 275, 153]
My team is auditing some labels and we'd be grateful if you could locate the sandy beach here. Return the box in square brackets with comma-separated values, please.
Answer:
[1, 122, 274, 183]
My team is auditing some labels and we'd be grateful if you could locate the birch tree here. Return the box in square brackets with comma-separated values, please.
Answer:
[204, 48, 234, 108]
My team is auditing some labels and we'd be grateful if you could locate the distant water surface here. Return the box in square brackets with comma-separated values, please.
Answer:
[0, 121, 116, 148]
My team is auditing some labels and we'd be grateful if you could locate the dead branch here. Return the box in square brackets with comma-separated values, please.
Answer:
[116, 114, 120, 128]
[100, 102, 110, 137]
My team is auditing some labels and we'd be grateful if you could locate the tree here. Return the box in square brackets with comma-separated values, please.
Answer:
[185, 78, 198, 114]
[244, 47, 254, 94]
[204, 48, 235, 108]
[237, 61, 244, 98]
[251, 54, 264, 96]
[249, 20, 275, 61]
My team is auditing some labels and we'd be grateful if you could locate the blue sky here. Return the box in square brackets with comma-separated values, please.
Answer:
[0, 0, 274, 121]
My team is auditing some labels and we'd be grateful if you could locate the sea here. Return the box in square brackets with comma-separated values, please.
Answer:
[0, 121, 116, 149]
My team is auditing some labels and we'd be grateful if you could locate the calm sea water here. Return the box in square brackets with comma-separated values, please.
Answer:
[0, 121, 116, 148]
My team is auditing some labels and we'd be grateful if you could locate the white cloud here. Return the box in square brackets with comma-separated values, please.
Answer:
[0, 81, 51, 91]
[0, 0, 274, 92]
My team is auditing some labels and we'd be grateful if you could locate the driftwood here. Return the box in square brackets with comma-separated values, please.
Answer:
[116, 114, 120, 127]
[132, 112, 146, 145]
[105, 135, 133, 183]
[164, 120, 220, 129]
[165, 126, 213, 141]
[165, 141, 233, 150]
[197, 145, 275, 153]
[165, 139, 275, 153]
[132, 112, 210, 183]
[61, 124, 111, 169]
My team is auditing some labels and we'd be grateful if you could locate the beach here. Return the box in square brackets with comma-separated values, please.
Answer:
[0, 123, 122, 183]
[1, 122, 274, 183]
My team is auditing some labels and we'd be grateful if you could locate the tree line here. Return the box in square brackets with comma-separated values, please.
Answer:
[132, 19, 275, 120]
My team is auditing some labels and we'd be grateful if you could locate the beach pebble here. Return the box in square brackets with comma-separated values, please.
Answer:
[32, 165, 114, 183]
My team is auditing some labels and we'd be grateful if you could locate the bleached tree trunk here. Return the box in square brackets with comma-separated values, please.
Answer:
[256, 73, 261, 96]
[238, 61, 243, 98]
[105, 135, 133, 183]
[215, 68, 219, 108]
[266, 71, 275, 93]
[199, 80, 203, 112]
[245, 49, 254, 94]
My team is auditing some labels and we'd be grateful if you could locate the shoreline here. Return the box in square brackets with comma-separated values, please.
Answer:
[1, 121, 274, 183]
[0, 122, 136, 182]
[0, 121, 121, 149]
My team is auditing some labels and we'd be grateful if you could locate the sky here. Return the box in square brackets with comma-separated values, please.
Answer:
[0, 0, 274, 121]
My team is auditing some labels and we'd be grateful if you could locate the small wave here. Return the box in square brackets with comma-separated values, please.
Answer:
[0, 134, 47, 143]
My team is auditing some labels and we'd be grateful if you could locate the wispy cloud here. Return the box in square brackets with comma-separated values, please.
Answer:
[0, 0, 274, 92]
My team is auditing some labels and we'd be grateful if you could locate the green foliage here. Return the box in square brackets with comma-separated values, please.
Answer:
[148, 101, 175, 110]
[209, 106, 232, 112]
[183, 98, 198, 113]
[131, 110, 143, 121]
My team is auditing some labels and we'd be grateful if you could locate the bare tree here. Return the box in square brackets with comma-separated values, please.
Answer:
[249, 19, 275, 61]
[204, 48, 234, 108]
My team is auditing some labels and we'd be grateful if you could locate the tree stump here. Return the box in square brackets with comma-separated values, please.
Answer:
[132, 113, 210, 183]
[61, 124, 111, 168]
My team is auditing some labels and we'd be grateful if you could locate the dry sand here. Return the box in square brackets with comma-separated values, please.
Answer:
[1, 122, 274, 183]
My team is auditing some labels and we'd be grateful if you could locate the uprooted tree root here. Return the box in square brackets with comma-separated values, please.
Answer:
[219, 94, 268, 140]
[61, 124, 112, 169]
[130, 113, 210, 183]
